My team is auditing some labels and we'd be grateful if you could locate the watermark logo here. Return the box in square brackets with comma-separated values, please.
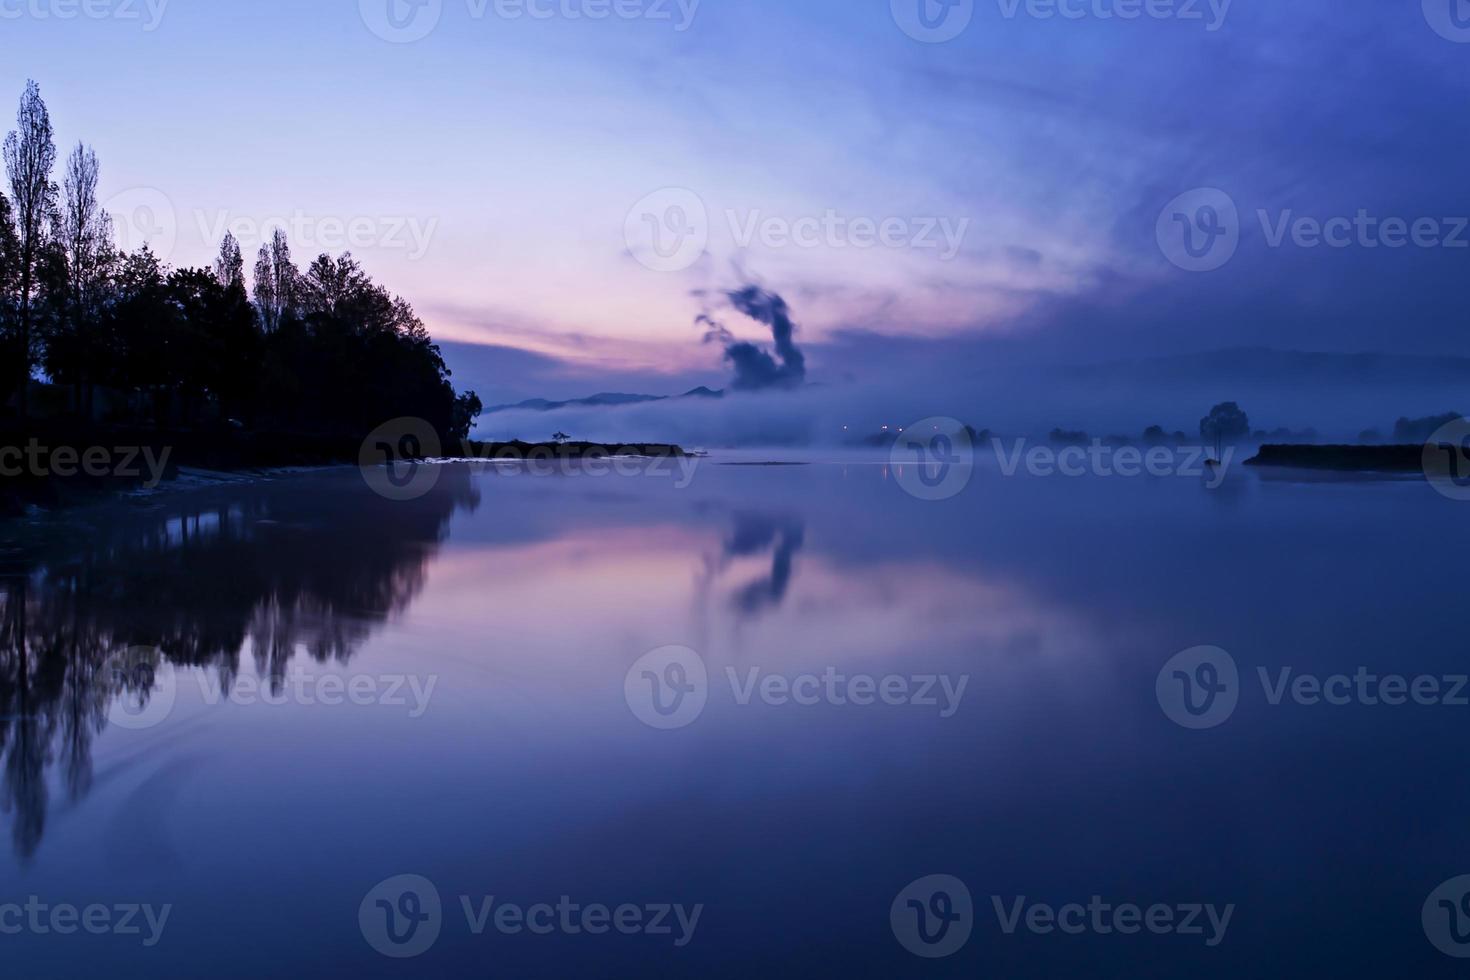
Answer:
[1157, 188, 1239, 273]
[892, 877, 1233, 954]
[0, 0, 169, 30]
[890, 418, 975, 501]
[624, 645, 708, 730]
[891, 875, 973, 958]
[0, 898, 172, 946]
[203, 670, 438, 717]
[1156, 646, 1238, 730]
[360, 874, 444, 958]
[1424, 0, 1470, 42]
[891, 0, 974, 42]
[996, 0, 1230, 30]
[104, 186, 177, 264]
[473, 446, 700, 487]
[360, 877, 701, 956]
[360, 0, 443, 42]
[727, 210, 969, 260]
[359, 417, 443, 502]
[728, 667, 968, 717]
[100, 647, 177, 731]
[1423, 418, 1470, 501]
[1425, 876, 1470, 957]
[993, 895, 1233, 945]
[1164, 652, 1470, 728]
[625, 188, 709, 273]
[1162, 191, 1469, 272]
[0, 440, 172, 488]
[194, 210, 438, 261]
[992, 438, 1227, 486]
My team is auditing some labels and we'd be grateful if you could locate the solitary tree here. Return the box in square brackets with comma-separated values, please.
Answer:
[552, 431, 570, 444]
[1200, 402, 1250, 460]
[3, 81, 58, 417]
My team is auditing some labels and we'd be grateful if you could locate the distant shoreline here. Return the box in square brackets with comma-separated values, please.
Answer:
[0, 424, 690, 517]
[1245, 444, 1429, 473]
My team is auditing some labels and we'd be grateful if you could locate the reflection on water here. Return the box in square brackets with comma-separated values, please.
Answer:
[718, 512, 806, 617]
[0, 457, 1465, 978]
[0, 467, 480, 860]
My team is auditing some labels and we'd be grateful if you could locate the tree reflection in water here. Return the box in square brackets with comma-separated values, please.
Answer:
[0, 466, 480, 860]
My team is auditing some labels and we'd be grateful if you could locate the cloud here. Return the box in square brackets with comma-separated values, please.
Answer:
[695, 283, 809, 391]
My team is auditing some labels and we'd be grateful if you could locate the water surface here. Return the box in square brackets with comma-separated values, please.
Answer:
[0, 455, 1462, 977]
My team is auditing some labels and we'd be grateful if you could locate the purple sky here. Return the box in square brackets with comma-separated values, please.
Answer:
[6, 0, 1469, 408]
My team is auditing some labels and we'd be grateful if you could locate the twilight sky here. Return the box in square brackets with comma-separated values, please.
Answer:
[5, 0, 1468, 405]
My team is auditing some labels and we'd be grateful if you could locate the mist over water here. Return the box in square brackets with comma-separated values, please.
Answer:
[475, 353, 1470, 447]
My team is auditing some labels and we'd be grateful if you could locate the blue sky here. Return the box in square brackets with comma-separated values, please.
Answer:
[4, 0, 1468, 403]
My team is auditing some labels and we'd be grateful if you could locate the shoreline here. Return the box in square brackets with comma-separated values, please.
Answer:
[0, 425, 690, 518]
[1244, 444, 1432, 474]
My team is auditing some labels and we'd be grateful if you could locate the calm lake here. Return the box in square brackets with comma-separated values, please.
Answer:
[0, 454, 1464, 977]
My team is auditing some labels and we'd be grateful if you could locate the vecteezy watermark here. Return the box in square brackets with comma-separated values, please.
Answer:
[624, 190, 971, 273]
[100, 651, 439, 731]
[990, 895, 1234, 947]
[999, 0, 1230, 29]
[360, 417, 445, 501]
[624, 188, 709, 273]
[725, 210, 970, 261]
[201, 671, 438, 718]
[1423, 418, 1470, 501]
[0, 0, 169, 30]
[360, 875, 443, 958]
[891, 875, 974, 958]
[891, 876, 1234, 957]
[728, 667, 969, 718]
[624, 647, 969, 730]
[100, 647, 178, 731]
[891, 0, 1230, 42]
[359, 875, 703, 958]
[991, 438, 1229, 487]
[0, 897, 172, 947]
[1424, 875, 1470, 958]
[194, 211, 438, 261]
[1158, 646, 1470, 730]
[359, 419, 703, 502]
[1156, 646, 1239, 729]
[103, 186, 177, 264]
[624, 646, 709, 729]
[1424, 0, 1470, 43]
[1156, 188, 1239, 273]
[889, 418, 976, 502]
[0, 440, 172, 488]
[891, 0, 974, 42]
[359, 0, 699, 43]
[1159, 188, 1470, 272]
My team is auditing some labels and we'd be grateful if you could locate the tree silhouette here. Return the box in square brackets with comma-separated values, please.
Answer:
[1200, 402, 1250, 460]
[214, 232, 245, 292]
[2, 80, 57, 418]
[46, 141, 113, 419]
[0, 82, 481, 443]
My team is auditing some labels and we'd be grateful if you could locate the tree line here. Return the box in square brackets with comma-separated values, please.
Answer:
[0, 80, 481, 439]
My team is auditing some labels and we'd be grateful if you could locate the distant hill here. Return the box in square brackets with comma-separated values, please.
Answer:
[485, 386, 725, 415]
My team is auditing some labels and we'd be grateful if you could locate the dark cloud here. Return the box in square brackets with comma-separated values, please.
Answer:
[696, 285, 809, 391]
